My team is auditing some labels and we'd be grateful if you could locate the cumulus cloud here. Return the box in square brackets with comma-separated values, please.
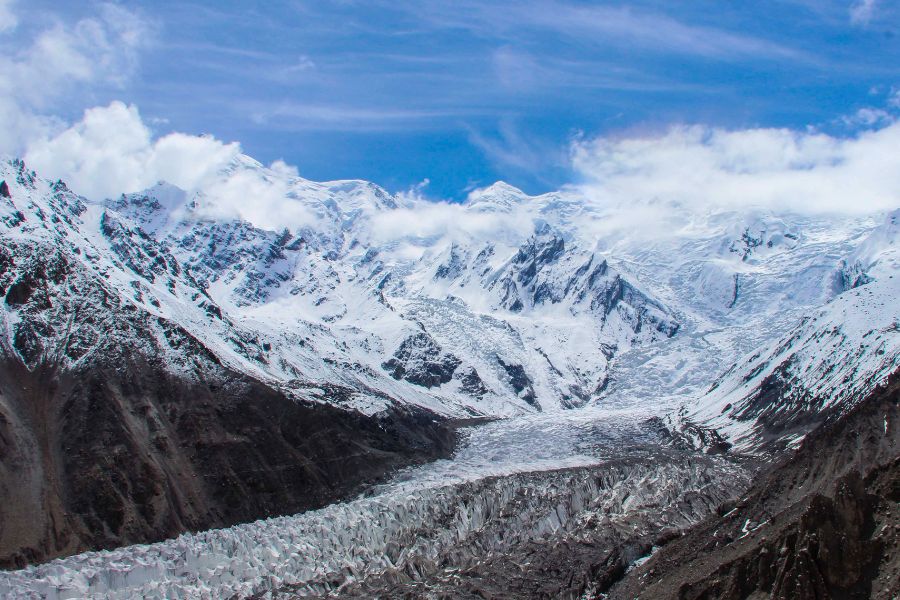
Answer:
[0, 2, 152, 154]
[40, 101, 895, 240]
[26, 102, 239, 198]
[25, 101, 318, 230]
[379, 179, 534, 247]
[570, 123, 900, 225]
[369, 200, 533, 245]
[195, 163, 317, 231]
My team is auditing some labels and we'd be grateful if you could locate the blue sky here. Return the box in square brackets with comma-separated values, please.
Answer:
[11, 0, 900, 199]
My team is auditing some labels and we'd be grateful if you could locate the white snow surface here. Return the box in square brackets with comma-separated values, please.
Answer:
[684, 210, 900, 451]
[2, 155, 888, 418]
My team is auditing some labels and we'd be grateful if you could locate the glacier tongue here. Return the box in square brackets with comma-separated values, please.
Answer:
[0, 408, 747, 599]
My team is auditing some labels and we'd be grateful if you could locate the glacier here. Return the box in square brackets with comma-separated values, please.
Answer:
[0, 407, 748, 599]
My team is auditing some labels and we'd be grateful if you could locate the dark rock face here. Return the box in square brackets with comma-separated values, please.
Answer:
[459, 366, 489, 398]
[434, 244, 466, 280]
[497, 227, 566, 312]
[712, 353, 865, 455]
[383, 332, 461, 388]
[492, 226, 678, 339]
[167, 218, 316, 307]
[835, 259, 873, 293]
[100, 212, 186, 285]
[607, 371, 900, 600]
[0, 356, 456, 569]
[730, 228, 766, 261]
[497, 357, 538, 409]
[0, 181, 10, 198]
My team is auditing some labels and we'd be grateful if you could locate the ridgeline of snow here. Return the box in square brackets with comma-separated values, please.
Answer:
[1, 154, 885, 420]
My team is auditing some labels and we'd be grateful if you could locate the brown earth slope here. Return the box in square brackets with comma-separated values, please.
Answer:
[606, 371, 900, 600]
[0, 354, 456, 569]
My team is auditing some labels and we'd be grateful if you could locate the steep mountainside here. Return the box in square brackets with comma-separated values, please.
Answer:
[0, 357, 455, 569]
[681, 210, 900, 453]
[0, 159, 458, 566]
[608, 370, 900, 600]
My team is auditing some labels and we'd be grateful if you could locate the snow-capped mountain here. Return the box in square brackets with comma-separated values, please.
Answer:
[2, 154, 690, 420]
[1, 152, 897, 575]
[1, 152, 891, 420]
[3, 151, 893, 424]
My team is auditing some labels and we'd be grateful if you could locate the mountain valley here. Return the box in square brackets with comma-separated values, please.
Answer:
[0, 155, 897, 598]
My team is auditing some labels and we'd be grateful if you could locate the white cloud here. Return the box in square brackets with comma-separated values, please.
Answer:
[194, 162, 317, 231]
[247, 101, 461, 132]
[570, 123, 900, 223]
[26, 102, 239, 199]
[25, 101, 318, 231]
[0, 2, 152, 155]
[396, 178, 431, 204]
[408, 0, 807, 63]
[889, 87, 900, 108]
[35, 100, 898, 242]
[4, 0, 896, 245]
[369, 200, 532, 245]
[850, 0, 878, 25]
[270, 55, 316, 81]
[843, 107, 894, 128]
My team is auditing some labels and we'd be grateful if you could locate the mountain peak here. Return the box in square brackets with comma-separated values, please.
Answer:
[465, 181, 529, 212]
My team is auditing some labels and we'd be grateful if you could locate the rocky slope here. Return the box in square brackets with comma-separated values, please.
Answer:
[607, 369, 900, 600]
[0, 356, 456, 569]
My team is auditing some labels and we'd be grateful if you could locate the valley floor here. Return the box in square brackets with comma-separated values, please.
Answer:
[0, 406, 750, 599]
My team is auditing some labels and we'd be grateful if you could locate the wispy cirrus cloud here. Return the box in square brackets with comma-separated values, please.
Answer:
[0, 0, 18, 32]
[393, 0, 811, 63]
[245, 101, 478, 132]
[6, 0, 900, 202]
[467, 118, 568, 179]
[850, 0, 879, 25]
